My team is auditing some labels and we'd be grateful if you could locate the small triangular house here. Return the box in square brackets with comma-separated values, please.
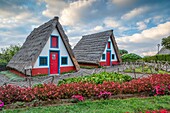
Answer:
[158, 47, 170, 55]
[73, 30, 122, 67]
[7, 17, 80, 76]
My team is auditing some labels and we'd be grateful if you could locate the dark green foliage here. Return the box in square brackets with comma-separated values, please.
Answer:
[58, 72, 132, 85]
[0, 44, 21, 65]
[119, 49, 128, 55]
[143, 54, 170, 62]
[162, 36, 170, 49]
[121, 53, 142, 62]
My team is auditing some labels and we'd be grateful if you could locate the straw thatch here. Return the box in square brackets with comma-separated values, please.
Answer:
[7, 17, 80, 75]
[158, 47, 170, 55]
[73, 30, 122, 65]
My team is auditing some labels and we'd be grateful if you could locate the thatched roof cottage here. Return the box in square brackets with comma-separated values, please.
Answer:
[73, 30, 122, 67]
[7, 17, 80, 76]
[158, 48, 170, 55]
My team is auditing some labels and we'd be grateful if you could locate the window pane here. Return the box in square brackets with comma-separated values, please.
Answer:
[40, 57, 47, 66]
[112, 54, 115, 59]
[61, 57, 68, 65]
[107, 42, 111, 49]
[51, 36, 58, 48]
[102, 54, 105, 60]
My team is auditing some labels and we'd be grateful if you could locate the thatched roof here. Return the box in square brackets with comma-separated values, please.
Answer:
[73, 30, 122, 65]
[7, 17, 80, 75]
[158, 47, 170, 55]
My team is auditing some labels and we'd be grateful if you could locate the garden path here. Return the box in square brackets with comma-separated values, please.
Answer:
[0, 65, 153, 87]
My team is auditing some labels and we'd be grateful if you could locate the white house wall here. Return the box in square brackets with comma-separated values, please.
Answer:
[34, 28, 73, 68]
[100, 37, 118, 61]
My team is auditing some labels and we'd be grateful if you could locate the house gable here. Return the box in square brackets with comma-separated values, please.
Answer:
[99, 37, 119, 66]
[7, 17, 80, 76]
[33, 28, 74, 75]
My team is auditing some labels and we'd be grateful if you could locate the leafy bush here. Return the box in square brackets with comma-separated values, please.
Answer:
[0, 44, 21, 64]
[58, 72, 132, 85]
[121, 53, 142, 62]
[143, 54, 170, 62]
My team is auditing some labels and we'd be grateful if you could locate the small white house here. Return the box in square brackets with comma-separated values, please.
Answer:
[7, 17, 80, 76]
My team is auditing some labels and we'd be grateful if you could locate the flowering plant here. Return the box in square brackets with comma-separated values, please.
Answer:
[98, 91, 112, 99]
[71, 95, 84, 102]
[0, 100, 4, 110]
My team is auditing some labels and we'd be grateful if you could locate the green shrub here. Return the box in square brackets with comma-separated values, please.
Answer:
[121, 53, 142, 62]
[58, 72, 132, 85]
[143, 54, 170, 62]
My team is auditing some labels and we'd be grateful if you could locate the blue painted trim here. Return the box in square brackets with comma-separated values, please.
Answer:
[61, 56, 68, 65]
[39, 56, 48, 66]
[102, 54, 106, 60]
[112, 54, 115, 60]
[50, 35, 59, 48]
[49, 50, 60, 75]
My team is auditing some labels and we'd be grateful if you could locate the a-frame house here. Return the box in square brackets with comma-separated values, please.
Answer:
[73, 30, 121, 67]
[7, 17, 80, 76]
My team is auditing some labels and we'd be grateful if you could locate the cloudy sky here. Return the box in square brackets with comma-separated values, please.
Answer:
[0, 0, 170, 56]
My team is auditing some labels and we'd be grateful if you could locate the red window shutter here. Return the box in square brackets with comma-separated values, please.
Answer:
[108, 42, 111, 49]
[51, 36, 58, 48]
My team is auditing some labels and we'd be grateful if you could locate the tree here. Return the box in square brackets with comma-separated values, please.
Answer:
[0, 44, 21, 65]
[119, 49, 128, 56]
[121, 53, 142, 62]
[161, 36, 170, 49]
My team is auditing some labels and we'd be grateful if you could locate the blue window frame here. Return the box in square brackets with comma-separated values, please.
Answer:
[61, 56, 68, 65]
[112, 54, 115, 60]
[102, 54, 105, 60]
[39, 56, 48, 66]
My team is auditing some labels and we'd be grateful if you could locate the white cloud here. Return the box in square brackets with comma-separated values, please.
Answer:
[136, 21, 147, 30]
[104, 17, 120, 28]
[60, 0, 96, 25]
[111, 0, 135, 6]
[117, 21, 170, 56]
[121, 6, 149, 20]
[42, 0, 68, 18]
[93, 26, 103, 31]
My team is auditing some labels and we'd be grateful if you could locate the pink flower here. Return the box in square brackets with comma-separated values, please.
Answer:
[0, 100, 4, 108]
[72, 95, 84, 101]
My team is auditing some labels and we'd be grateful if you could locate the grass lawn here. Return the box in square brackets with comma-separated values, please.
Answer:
[124, 66, 170, 74]
[3, 96, 170, 113]
[0, 71, 24, 81]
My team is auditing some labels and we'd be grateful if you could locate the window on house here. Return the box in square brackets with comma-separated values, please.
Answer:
[39, 57, 48, 66]
[112, 54, 115, 60]
[51, 36, 58, 48]
[107, 42, 111, 49]
[61, 57, 68, 65]
[102, 54, 105, 60]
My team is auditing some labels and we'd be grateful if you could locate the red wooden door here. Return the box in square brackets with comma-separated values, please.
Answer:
[106, 51, 111, 66]
[50, 52, 59, 74]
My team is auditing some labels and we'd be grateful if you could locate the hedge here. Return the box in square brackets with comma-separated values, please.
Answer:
[143, 54, 170, 62]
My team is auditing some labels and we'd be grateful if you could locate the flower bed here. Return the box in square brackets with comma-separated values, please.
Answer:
[0, 74, 170, 104]
[58, 72, 132, 85]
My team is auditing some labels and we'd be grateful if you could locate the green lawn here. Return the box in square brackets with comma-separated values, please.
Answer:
[3, 96, 170, 113]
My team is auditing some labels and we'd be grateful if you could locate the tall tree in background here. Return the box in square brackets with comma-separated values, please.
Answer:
[161, 36, 170, 49]
[119, 49, 128, 56]
[0, 44, 21, 64]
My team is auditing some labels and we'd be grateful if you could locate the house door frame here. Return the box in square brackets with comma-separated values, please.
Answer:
[49, 50, 60, 74]
[106, 50, 111, 66]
